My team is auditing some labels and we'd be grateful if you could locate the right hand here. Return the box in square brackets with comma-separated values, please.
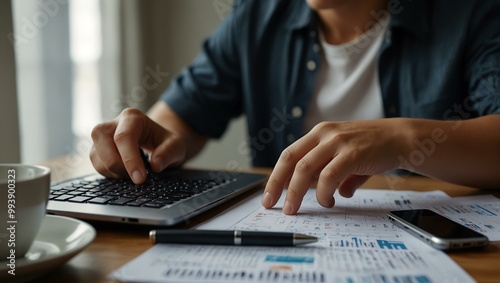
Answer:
[90, 108, 187, 184]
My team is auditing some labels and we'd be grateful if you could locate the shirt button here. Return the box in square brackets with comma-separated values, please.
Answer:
[310, 30, 317, 37]
[287, 134, 295, 143]
[307, 60, 316, 71]
[313, 43, 320, 52]
[291, 106, 303, 118]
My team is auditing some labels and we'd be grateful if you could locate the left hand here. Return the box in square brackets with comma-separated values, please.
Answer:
[262, 119, 411, 214]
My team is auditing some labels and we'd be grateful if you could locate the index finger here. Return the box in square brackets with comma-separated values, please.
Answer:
[262, 136, 317, 209]
[113, 109, 149, 184]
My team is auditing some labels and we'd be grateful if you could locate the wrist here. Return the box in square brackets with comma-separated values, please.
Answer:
[395, 118, 448, 172]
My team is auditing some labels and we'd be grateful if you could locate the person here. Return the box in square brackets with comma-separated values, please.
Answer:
[90, 0, 500, 215]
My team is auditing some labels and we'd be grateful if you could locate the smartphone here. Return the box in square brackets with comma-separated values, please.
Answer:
[387, 209, 489, 251]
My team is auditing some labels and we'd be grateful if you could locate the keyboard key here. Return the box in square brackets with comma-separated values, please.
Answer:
[151, 197, 175, 205]
[126, 198, 151, 206]
[68, 196, 92, 203]
[82, 185, 96, 189]
[51, 185, 72, 191]
[88, 197, 114, 204]
[83, 192, 101, 198]
[53, 195, 74, 201]
[109, 197, 134, 205]
[107, 191, 122, 197]
[143, 203, 164, 208]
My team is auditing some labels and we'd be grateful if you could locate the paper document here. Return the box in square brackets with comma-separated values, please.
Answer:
[424, 194, 500, 241]
[109, 188, 492, 283]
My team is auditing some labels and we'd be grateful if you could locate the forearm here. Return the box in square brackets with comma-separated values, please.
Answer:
[148, 101, 208, 161]
[399, 115, 500, 188]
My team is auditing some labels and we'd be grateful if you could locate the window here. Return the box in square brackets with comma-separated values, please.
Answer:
[13, 0, 102, 164]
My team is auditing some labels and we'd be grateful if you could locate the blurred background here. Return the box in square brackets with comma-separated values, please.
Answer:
[0, 0, 250, 170]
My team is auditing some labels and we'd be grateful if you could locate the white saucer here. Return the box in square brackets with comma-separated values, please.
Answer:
[0, 215, 96, 283]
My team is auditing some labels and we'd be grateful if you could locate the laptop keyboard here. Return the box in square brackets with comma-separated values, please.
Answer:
[50, 175, 232, 209]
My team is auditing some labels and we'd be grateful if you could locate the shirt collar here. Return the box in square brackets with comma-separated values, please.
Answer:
[285, 1, 317, 31]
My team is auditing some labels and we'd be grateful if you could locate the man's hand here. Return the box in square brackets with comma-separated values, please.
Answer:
[90, 107, 188, 184]
[262, 119, 411, 215]
[263, 115, 500, 214]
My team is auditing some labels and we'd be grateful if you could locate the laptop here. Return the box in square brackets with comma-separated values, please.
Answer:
[47, 168, 267, 226]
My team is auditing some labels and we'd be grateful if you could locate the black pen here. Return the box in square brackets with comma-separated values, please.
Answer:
[149, 230, 318, 246]
[139, 149, 154, 182]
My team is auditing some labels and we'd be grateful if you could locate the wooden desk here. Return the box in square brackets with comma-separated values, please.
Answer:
[37, 155, 500, 282]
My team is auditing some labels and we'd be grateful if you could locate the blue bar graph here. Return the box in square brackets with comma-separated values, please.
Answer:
[377, 240, 407, 250]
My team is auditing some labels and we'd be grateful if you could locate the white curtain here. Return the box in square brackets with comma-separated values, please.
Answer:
[12, 0, 73, 164]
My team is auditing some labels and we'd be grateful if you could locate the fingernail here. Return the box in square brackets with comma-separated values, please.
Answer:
[351, 188, 358, 197]
[283, 200, 294, 215]
[132, 170, 143, 184]
[154, 157, 166, 171]
[262, 192, 273, 208]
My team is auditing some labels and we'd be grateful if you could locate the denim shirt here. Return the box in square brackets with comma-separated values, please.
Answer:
[161, 0, 500, 167]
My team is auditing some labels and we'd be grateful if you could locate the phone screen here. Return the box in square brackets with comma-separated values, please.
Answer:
[389, 209, 485, 239]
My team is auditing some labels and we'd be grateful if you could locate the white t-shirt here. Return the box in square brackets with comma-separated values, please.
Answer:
[303, 19, 389, 133]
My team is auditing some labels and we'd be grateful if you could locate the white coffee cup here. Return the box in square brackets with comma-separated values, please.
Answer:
[0, 164, 51, 260]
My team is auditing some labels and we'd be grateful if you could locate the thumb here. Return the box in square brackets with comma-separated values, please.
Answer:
[149, 135, 186, 172]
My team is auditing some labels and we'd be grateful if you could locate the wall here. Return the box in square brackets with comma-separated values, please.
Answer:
[0, 0, 21, 163]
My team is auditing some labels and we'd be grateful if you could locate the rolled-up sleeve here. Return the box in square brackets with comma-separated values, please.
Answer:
[466, 0, 500, 115]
